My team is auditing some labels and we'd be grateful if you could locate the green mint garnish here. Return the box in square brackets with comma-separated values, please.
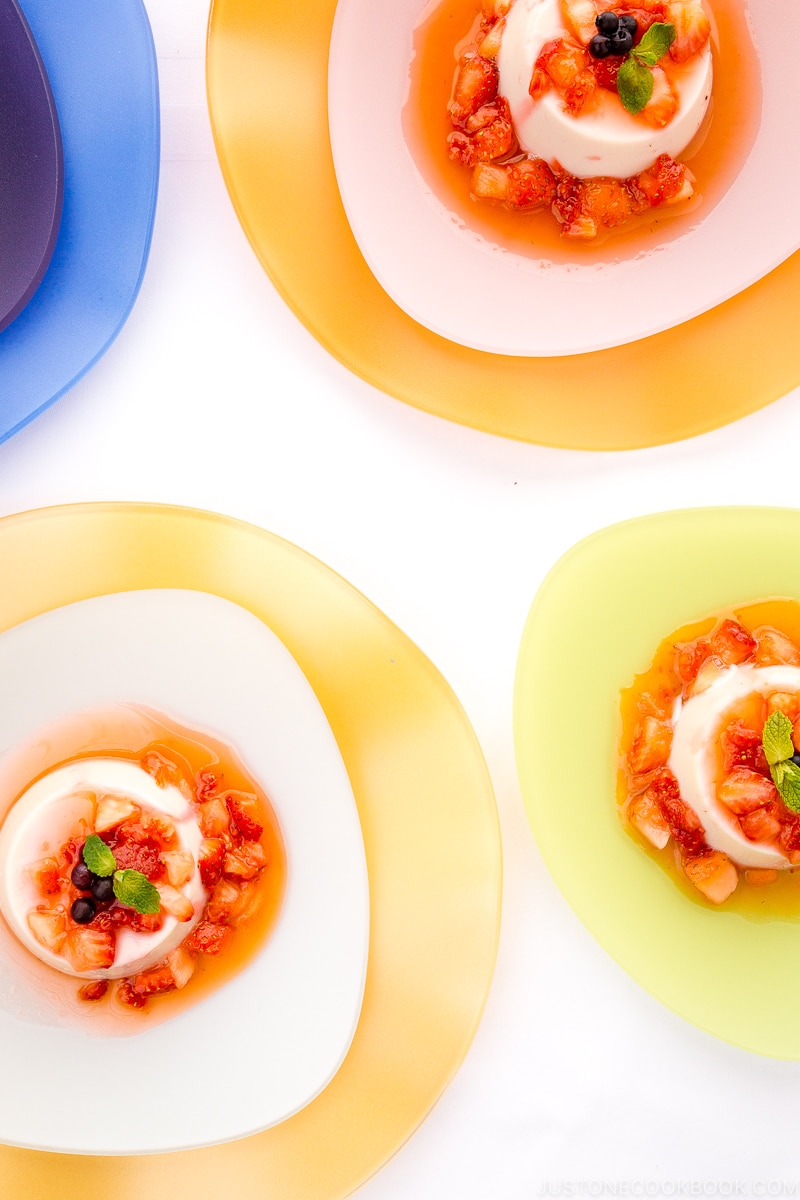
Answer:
[763, 711, 795, 767]
[633, 22, 677, 67]
[776, 762, 800, 814]
[761, 712, 800, 812]
[112, 869, 161, 915]
[82, 834, 117, 878]
[616, 23, 676, 116]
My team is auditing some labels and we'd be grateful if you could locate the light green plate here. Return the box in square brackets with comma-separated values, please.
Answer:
[514, 507, 800, 1059]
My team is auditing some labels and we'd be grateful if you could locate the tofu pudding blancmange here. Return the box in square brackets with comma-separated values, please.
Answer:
[497, 0, 712, 179]
[446, 0, 715, 240]
[0, 706, 286, 1016]
[620, 611, 800, 911]
[0, 759, 207, 979]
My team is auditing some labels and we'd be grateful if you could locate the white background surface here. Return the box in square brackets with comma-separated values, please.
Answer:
[3, 0, 800, 1194]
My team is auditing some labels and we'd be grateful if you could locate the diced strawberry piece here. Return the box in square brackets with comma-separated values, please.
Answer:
[591, 54, 625, 91]
[95, 795, 140, 833]
[753, 627, 800, 667]
[137, 810, 178, 849]
[223, 841, 268, 881]
[739, 802, 782, 844]
[768, 692, 800, 722]
[674, 637, 710, 686]
[91, 904, 137, 933]
[471, 162, 511, 202]
[560, 0, 613, 44]
[619, 0, 669, 38]
[647, 769, 706, 854]
[118, 981, 147, 1009]
[628, 715, 672, 774]
[683, 852, 738, 904]
[710, 619, 757, 666]
[129, 910, 164, 934]
[195, 768, 222, 802]
[206, 879, 241, 924]
[185, 920, 231, 956]
[199, 838, 225, 888]
[720, 721, 770, 776]
[133, 964, 176, 998]
[532, 38, 597, 116]
[225, 795, 264, 842]
[166, 946, 196, 990]
[632, 155, 691, 209]
[160, 849, 194, 888]
[198, 796, 230, 838]
[62, 928, 116, 973]
[666, 0, 711, 63]
[78, 980, 109, 1002]
[106, 826, 165, 881]
[449, 54, 498, 124]
[744, 868, 778, 886]
[687, 655, 727, 698]
[29, 857, 61, 896]
[578, 177, 634, 228]
[778, 813, 800, 856]
[155, 882, 194, 922]
[640, 65, 678, 129]
[471, 160, 557, 210]
[463, 97, 516, 162]
[507, 159, 557, 209]
[141, 750, 183, 789]
[718, 767, 778, 816]
[476, 16, 506, 58]
[627, 791, 670, 849]
[27, 908, 67, 953]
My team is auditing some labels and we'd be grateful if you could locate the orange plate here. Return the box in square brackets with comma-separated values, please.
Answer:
[206, 0, 800, 451]
[0, 503, 501, 1198]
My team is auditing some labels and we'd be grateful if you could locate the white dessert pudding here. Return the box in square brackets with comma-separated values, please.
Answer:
[498, 0, 712, 178]
[0, 758, 206, 978]
[669, 666, 800, 870]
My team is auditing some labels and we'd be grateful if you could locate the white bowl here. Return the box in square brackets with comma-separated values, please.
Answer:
[0, 589, 369, 1154]
[329, 0, 800, 356]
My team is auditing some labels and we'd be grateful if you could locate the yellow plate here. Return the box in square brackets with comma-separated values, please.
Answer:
[206, 0, 800, 451]
[514, 507, 800, 1058]
[1, 503, 501, 1196]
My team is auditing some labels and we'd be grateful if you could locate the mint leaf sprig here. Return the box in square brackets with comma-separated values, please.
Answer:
[82, 834, 161, 915]
[616, 23, 676, 116]
[761, 711, 800, 814]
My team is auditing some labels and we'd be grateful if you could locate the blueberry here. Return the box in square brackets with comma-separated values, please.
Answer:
[595, 10, 619, 34]
[71, 861, 93, 890]
[71, 897, 96, 924]
[588, 33, 612, 58]
[90, 875, 115, 904]
[791, 753, 800, 769]
[609, 27, 634, 53]
[618, 13, 638, 34]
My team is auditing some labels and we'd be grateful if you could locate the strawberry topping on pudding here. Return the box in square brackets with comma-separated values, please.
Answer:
[621, 609, 800, 911]
[0, 727, 282, 1015]
[446, 0, 712, 239]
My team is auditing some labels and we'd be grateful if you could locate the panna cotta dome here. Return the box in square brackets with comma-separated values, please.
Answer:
[0, 758, 207, 979]
[668, 664, 800, 870]
[497, 0, 713, 178]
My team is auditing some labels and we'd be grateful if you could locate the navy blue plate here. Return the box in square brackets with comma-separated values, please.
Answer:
[0, 0, 63, 333]
[0, 0, 159, 444]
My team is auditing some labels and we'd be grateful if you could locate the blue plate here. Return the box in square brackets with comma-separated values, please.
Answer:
[0, 0, 63, 334]
[0, 0, 159, 445]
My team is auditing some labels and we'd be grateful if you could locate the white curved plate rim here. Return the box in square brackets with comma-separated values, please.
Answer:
[328, 0, 799, 357]
[0, 588, 369, 1156]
